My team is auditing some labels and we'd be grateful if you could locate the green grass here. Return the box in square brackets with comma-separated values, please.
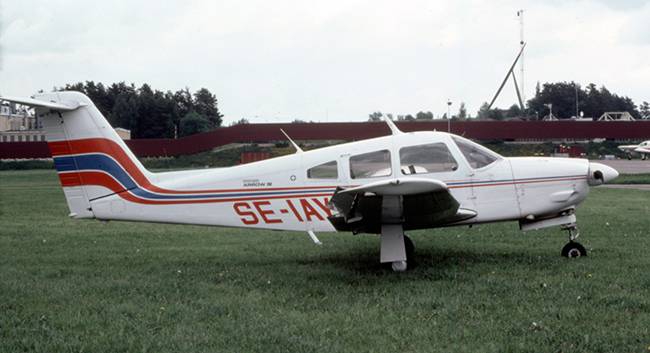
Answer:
[2, 170, 650, 352]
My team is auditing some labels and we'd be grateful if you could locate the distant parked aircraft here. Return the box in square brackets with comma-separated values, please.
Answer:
[619, 141, 650, 160]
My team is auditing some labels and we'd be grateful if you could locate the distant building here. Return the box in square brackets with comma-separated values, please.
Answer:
[0, 102, 45, 142]
[551, 144, 584, 158]
[114, 127, 131, 140]
[0, 130, 47, 142]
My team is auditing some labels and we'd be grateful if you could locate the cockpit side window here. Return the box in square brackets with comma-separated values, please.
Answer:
[451, 135, 501, 169]
[307, 160, 338, 179]
[349, 150, 392, 179]
[399, 143, 458, 174]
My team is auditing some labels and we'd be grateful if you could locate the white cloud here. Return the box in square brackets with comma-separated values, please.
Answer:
[1, 0, 649, 125]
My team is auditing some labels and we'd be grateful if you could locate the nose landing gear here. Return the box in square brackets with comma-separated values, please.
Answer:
[561, 225, 587, 258]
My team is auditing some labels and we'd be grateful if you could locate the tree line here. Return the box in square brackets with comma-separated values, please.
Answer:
[58, 82, 223, 139]
[525, 81, 646, 120]
[58, 80, 649, 138]
[369, 82, 648, 122]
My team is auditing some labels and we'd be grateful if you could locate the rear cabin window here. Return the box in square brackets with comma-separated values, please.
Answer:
[400, 143, 458, 174]
[349, 150, 392, 179]
[307, 161, 338, 179]
[451, 135, 500, 169]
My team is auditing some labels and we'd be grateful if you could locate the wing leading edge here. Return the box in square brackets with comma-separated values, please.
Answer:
[327, 178, 476, 234]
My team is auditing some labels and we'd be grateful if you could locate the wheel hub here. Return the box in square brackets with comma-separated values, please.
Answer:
[567, 248, 582, 258]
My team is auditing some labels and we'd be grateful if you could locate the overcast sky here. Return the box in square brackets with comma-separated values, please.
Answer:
[1, 0, 649, 125]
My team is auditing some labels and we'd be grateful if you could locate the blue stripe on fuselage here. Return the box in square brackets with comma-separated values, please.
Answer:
[53, 154, 336, 201]
[54, 154, 583, 201]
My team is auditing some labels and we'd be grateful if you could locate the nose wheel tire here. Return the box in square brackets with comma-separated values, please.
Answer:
[561, 241, 586, 258]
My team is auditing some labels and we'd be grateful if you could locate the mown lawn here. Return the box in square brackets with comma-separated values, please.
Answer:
[1, 170, 649, 352]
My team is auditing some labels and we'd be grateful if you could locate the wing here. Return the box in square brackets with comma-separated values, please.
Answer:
[634, 147, 650, 154]
[327, 178, 476, 234]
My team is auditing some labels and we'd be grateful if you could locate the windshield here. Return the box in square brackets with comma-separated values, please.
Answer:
[451, 135, 501, 169]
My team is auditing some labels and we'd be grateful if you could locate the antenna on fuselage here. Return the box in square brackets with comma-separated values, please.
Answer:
[384, 116, 403, 135]
[280, 129, 304, 154]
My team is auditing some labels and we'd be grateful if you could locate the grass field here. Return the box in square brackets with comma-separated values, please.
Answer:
[2, 170, 650, 352]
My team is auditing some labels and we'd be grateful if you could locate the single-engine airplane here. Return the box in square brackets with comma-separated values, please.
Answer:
[1, 91, 619, 271]
[618, 140, 650, 160]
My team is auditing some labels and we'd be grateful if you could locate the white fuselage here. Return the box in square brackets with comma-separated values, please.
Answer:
[86, 131, 595, 233]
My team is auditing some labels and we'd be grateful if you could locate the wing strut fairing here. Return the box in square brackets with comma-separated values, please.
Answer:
[327, 178, 476, 270]
[327, 178, 476, 234]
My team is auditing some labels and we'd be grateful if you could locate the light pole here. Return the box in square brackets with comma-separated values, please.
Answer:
[447, 99, 452, 133]
[575, 84, 579, 119]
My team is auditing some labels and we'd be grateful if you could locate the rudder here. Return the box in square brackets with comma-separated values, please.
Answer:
[2, 91, 152, 219]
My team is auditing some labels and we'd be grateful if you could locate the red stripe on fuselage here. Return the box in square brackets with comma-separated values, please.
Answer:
[51, 138, 587, 206]
[50, 138, 336, 196]
[448, 177, 587, 190]
[50, 139, 152, 189]
[60, 170, 335, 205]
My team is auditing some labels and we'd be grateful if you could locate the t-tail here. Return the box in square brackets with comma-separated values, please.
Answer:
[1, 91, 153, 219]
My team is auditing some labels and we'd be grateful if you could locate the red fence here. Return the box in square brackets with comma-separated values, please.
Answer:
[0, 141, 52, 159]
[2, 120, 650, 159]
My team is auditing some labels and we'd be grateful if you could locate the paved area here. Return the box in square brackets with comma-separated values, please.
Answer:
[589, 159, 650, 190]
[599, 184, 650, 190]
[594, 159, 650, 174]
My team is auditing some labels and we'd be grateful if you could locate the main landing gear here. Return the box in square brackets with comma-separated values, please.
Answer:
[387, 235, 416, 272]
[380, 222, 416, 272]
[561, 225, 587, 258]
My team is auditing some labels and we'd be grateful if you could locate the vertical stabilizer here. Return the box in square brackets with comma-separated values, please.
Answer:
[2, 91, 153, 219]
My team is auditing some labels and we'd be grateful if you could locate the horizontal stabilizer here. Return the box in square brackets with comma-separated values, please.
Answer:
[0, 96, 83, 111]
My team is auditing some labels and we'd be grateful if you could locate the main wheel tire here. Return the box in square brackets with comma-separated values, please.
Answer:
[404, 235, 417, 268]
[391, 261, 407, 272]
[561, 242, 587, 258]
[388, 236, 416, 272]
